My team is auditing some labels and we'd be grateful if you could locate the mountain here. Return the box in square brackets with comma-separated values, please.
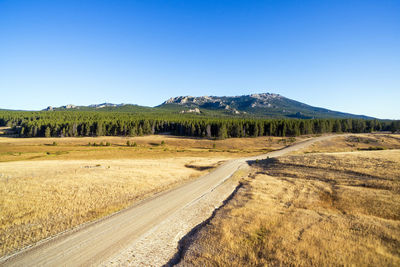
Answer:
[44, 103, 126, 111]
[159, 93, 374, 119]
[40, 93, 374, 119]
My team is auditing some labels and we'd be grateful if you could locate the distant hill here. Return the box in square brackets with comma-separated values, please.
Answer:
[43, 103, 155, 113]
[158, 93, 374, 119]
[39, 93, 374, 119]
[44, 103, 125, 111]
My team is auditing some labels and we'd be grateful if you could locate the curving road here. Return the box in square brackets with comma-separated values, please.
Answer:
[0, 135, 339, 267]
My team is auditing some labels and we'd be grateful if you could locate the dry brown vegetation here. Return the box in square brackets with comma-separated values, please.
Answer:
[298, 133, 400, 154]
[0, 135, 297, 257]
[177, 147, 400, 266]
[0, 157, 227, 256]
[0, 135, 297, 163]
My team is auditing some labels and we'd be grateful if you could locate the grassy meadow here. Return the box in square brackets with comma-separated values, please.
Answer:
[0, 134, 294, 162]
[177, 134, 400, 266]
[0, 134, 296, 257]
[297, 133, 400, 153]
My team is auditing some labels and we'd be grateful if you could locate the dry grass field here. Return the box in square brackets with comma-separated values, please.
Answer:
[0, 135, 297, 257]
[298, 133, 400, 154]
[0, 157, 227, 256]
[0, 134, 297, 162]
[178, 142, 400, 266]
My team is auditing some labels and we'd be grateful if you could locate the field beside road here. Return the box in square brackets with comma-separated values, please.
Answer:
[0, 134, 295, 162]
[177, 135, 400, 266]
[297, 133, 400, 153]
[0, 134, 297, 257]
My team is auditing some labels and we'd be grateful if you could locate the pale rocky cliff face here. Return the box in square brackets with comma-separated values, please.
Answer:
[162, 93, 282, 110]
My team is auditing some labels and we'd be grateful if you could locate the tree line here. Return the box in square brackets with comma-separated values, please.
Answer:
[0, 110, 399, 139]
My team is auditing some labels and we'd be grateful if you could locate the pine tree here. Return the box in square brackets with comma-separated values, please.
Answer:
[96, 122, 103, 136]
[142, 120, 151, 134]
[217, 124, 228, 139]
[138, 126, 144, 136]
[333, 120, 342, 133]
[206, 124, 212, 138]
[45, 126, 51, 137]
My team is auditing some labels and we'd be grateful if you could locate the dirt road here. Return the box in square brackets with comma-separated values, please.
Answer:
[0, 135, 338, 266]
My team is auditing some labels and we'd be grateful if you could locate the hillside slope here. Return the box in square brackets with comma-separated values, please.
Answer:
[35, 93, 374, 119]
[159, 93, 374, 119]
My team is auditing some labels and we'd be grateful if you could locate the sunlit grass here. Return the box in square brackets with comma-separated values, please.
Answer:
[178, 147, 400, 266]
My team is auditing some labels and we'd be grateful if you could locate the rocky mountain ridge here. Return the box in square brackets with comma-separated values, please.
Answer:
[159, 93, 372, 119]
[41, 93, 374, 119]
[162, 93, 283, 114]
[44, 103, 126, 111]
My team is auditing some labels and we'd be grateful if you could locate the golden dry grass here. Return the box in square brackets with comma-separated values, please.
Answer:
[0, 135, 299, 257]
[178, 149, 400, 266]
[298, 133, 400, 154]
[0, 157, 228, 256]
[0, 135, 298, 162]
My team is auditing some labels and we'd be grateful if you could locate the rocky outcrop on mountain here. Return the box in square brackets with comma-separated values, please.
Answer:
[43, 104, 77, 111]
[160, 92, 373, 119]
[88, 103, 125, 109]
[163, 93, 282, 109]
[40, 93, 374, 119]
[44, 103, 126, 111]
[180, 108, 201, 114]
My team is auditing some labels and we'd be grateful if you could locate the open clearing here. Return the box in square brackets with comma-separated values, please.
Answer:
[177, 135, 400, 266]
[0, 135, 331, 266]
[0, 134, 299, 257]
[297, 133, 400, 154]
[0, 134, 296, 162]
[4, 133, 398, 265]
[0, 157, 227, 256]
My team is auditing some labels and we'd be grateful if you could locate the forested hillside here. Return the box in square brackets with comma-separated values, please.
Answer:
[159, 93, 375, 119]
[36, 93, 376, 120]
[0, 110, 398, 139]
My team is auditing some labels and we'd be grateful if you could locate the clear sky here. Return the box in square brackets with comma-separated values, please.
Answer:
[0, 0, 399, 119]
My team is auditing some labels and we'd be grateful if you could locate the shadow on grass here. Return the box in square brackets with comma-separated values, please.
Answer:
[184, 164, 215, 171]
[247, 157, 394, 187]
[163, 181, 244, 267]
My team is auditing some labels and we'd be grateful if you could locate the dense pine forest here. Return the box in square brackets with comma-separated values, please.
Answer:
[0, 110, 399, 139]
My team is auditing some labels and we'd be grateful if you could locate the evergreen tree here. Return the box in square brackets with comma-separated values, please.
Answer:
[45, 126, 51, 137]
[206, 124, 212, 138]
[217, 124, 228, 139]
[333, 120, 342, 133]
[96, 122, 103, 136]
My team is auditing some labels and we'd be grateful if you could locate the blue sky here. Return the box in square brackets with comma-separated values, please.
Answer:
[0, 0, 399, 119]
